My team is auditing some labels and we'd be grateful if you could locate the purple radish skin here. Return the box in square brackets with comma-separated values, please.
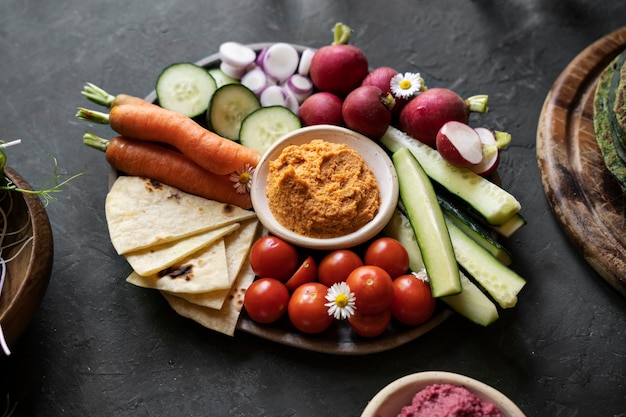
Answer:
[309, 23, 369, 97]
[342, 85, 395, 140]
[299, 92, 344, 127]
[436, 121, 484, 168]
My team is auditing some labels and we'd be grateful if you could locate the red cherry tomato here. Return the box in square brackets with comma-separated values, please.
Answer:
[284, 255, 317, 292]
[243, 278, 290, 324]
[288, 282, 334, 334]
[249, 236, 299, 281]
[364, 237, 410, 278]
[348, 309, 392, 338]
[345, 265, 394, 315]
[317, 249, 363, 287]
[391, 274, 437, 326]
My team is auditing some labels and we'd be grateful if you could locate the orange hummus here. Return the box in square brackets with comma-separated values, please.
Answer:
[266, 139, 380, 239]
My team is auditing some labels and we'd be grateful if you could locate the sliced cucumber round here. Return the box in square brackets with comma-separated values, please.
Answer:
[207, 84, 261, 140]
[239, 106, 301, 155]
[208, 68, 240, 88]
[156, 62, 217, 118]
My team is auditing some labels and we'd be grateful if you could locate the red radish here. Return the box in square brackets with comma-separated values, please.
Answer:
[399, 88, 489, 148]
[342, 85, 395, 140]
[470, 127, 504, 176]
[436, 121, 483, 168]
[361, 66, 408, 119]
[309, 23, 369, 97]
[299, 92, 344, 126]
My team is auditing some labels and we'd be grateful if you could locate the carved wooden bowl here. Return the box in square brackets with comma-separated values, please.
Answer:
[0, 166, 53, 355]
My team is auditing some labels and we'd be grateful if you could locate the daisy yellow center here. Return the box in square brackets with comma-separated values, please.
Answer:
[399, 79, 413, 90]
[239, 172, 251, 184]
[334, 293, 349, 308]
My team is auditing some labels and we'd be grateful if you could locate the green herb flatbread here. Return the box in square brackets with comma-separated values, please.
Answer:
[593, 53, 626, 191]
[106, 176, 256, 254]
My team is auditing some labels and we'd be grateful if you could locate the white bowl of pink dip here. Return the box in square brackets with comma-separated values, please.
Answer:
[360, 371, 526, 417]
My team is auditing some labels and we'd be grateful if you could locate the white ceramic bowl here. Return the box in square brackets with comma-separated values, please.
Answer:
[360, 371, 526, 417]
[250, 125, 398, 250]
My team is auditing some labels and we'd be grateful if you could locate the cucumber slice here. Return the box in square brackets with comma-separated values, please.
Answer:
[156, 62, 217, 118]
[239, 106, 301, 155]
[383, 209, 425, 273]
[445, 217, 526, 309]
[393, 147, 461, 298]
[441, 273, 499, 326]
[381, 126, 521, 225]
[208, 68, 240, 88]
[437, 192, 512, 265]
[493, 213, 526, 238]
[207, 84, 261, 140]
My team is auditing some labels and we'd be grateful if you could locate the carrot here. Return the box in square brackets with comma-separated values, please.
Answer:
[77, 104, 261, 176]
[83, 132, 253, 209]
[81, 83, 152, 108]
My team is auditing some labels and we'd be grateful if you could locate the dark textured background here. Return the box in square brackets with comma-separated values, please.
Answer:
[1, 1, 625, 416]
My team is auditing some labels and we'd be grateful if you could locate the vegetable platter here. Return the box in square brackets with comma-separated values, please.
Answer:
[80, 32, 527, 354]
[537, 26, 626, 298]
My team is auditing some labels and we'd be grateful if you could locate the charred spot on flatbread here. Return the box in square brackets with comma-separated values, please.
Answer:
[159, 264, 193, 281]
[146, 179, 164, 191]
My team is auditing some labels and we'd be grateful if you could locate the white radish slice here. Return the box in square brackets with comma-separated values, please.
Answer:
[255, 47, 269, 69]
[241, 67, 269, 95]
[219, 42, 257, 68]
[262, 43, 299, 82]
[284, 74, 313, 103]
[436, 121, 483, 168]
[470, 127, 501, 176]
[219, 61, 247, 79]
[260, 85, 299, 114]
[297, 48, 315, 76]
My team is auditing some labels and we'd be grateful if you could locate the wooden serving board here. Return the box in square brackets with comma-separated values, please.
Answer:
[537, 26, 626, 297]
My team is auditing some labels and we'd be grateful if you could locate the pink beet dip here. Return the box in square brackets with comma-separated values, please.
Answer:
[397, 383, 504, 417]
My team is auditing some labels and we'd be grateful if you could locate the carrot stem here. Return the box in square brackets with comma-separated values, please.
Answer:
[83, 132, 110, 152]
[76, 107, 110, 124]
[81, 83, 116, 107]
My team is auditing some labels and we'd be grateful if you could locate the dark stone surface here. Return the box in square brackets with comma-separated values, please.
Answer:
[1, 1, 625, 416]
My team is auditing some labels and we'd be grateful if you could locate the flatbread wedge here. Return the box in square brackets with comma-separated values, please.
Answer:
[124, 222, 240, 277]
[162, 257, 256, 336]
[164, 218, 259, 310]
[106, 176, 256, 254]
[126, 238, 230, 294]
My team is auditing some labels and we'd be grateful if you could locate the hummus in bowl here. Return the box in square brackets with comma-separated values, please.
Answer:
[250, 125, 398, 250]
[360, 371, 525, 417]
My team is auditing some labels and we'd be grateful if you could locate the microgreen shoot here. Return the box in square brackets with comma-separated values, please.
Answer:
[1, 394, 17, 417]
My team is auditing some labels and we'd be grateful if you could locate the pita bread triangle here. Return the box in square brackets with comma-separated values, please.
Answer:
[124, 222, 240, 277]
[106, 176, 256, 255]
[164, 218, 259, 310]
[162, 256, 256, 336]
[126, 238, 230, 294]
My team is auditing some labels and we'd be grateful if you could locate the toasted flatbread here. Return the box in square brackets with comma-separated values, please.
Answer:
[106, 176, 255, 254]
[124, 223, 240, 277]
[166, 219, 258, 309]
[161, 257, 256, 336]
[126, 238, 230, 294]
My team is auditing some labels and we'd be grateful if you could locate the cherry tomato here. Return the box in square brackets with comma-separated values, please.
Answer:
[348, 309, 392, 338]
[243, 278, 290, 324]
[284, 255, 317, 292]
[317, 249, 363, 287]
[391, 274, 437, 326]
[345, 265, 394, 315]
[249, 236, 299, 281]
[288, 282, 334, 334]
[364, 237, 410, 278]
